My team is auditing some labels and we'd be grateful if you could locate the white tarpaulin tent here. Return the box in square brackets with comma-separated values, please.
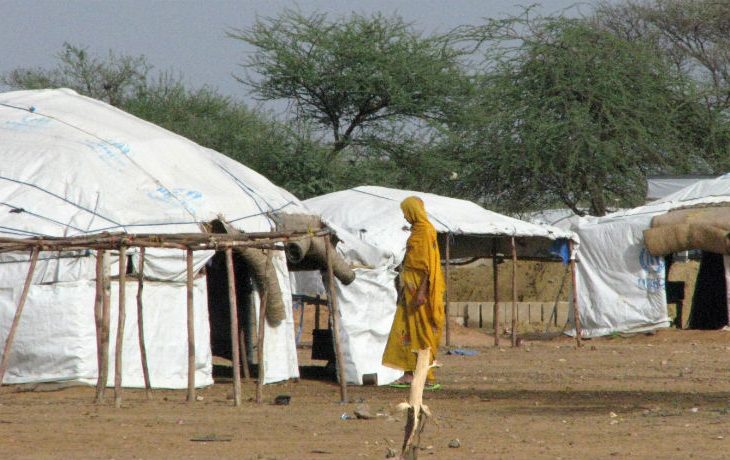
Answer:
[0, 88, 312, 387]
[294, 186, 578, 385]
[569, 173, 730, 337]
[646, 175, 719, 202]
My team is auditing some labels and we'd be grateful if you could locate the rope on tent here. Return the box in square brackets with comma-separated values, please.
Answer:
[0, 101, 198, 223]
[0, 177, 121, 228]
[217, 165, 280, 229]
[350, 187, 454, 232]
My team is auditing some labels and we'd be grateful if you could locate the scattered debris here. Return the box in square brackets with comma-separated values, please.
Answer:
[354, 404, 375, 419]
[448, 439, 461, 448]
[274, 394, 291, 405]
[190, 434, 232, 442]
[446, 348, 478, 356]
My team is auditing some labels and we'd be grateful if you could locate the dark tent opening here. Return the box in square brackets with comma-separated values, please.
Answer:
[205, 250, 255, 377]
[688, 251, 728, 329]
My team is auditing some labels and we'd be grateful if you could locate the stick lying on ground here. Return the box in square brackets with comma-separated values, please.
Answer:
[398, 348, 436, 460]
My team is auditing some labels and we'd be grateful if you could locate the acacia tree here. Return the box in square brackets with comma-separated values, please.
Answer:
[595, 0, 730, 172]
[124, 79, 335, 198]
[454, 15, 701, 216]
[229, 10, 471, 161]
[2, 43, 150, 107]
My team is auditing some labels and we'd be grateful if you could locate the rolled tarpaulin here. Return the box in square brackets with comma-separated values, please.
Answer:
[286, 236, 356, 285]
[234, 247, 285, 327]
[208, 218, 285, 327]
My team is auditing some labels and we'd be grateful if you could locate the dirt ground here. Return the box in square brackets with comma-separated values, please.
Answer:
[2, 260, 721, 460]
[4, 323, 730, 460]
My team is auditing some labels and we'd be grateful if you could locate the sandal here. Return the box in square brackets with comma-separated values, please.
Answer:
[388, 382, 411, 389]
[425, 383, 442, 391]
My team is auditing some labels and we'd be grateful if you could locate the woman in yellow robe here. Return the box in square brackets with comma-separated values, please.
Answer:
[382, 196, 445, 385]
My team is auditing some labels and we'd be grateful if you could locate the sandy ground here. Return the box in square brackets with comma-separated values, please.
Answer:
[3, 323, 730, 460]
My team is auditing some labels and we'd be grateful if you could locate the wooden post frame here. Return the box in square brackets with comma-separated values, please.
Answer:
[569, 240, 583, 347]
[136, 247, 151, 399]
[324, 237, 348, 403]
[0, 247, 39, 384]
[186, 248, 196, 402]
[0, 229, 331, 404]
[225, 248, 242, 407]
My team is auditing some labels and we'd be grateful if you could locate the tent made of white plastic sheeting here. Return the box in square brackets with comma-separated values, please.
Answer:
[568, 173, 730, 338]
[293, 186, 578, 385]
[646, 175, 720, 202]
[523, 208, 582, 229]
[0, 88, 311, 387]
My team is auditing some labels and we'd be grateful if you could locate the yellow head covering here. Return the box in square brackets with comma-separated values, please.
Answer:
[400, 196, 428, 225]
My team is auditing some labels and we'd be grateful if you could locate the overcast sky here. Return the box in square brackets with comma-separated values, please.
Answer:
[1, 0, 605, 108]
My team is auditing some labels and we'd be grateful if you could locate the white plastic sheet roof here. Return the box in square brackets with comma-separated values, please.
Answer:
[305, 185, 577, 263]
[646, 175, 720, 202]
[0, 88, 308, 240]
[607, 173, 730, 221]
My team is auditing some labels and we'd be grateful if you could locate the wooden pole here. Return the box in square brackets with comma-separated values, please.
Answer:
[255, 252, 270, 404]
[225, 248, 242, 407]
[114, 245, 127, 408]
[444, 234, 451, 347]
[511, 237, 518, 348]
[96, 251, 112, 404]
[136, 247, 152, 399]
[492, 239, 500, 347]
[400, 348, 434, 459]
[94, 250, 104, 393]
[569, 240, 583, 347]
[239, 328, 250, 380]
[186, 248, 196, 402]
[0, 247, 39, 384]
[325, 237, 348, 403]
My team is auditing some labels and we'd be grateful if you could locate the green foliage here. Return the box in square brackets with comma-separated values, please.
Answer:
[229, 10, 471, 160]
[452, 15, 702, 216]
[595, 0, 730, 173]
[123, 79, 336, 198]
[2, 43, 149, 106]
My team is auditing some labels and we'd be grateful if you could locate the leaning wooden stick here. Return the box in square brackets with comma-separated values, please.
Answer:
[186, 248, 196, 402]
[255, 252, 271, 404]
[0, 247, 39, 385]
[225, 247, 242, 407]
[399, 348, 435, 460]
[136, 247, 152, 399]
[96, 251, 112, 404]
[114, 245, 127, 408]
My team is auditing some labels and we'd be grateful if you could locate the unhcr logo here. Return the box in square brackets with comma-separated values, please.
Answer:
[637, 247, 665, 293]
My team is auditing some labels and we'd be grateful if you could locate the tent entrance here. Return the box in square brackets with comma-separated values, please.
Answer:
[205, 251, 255, 375]
[687, 251, 729, 329]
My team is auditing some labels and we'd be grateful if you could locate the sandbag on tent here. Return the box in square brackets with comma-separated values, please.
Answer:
[644, 223, 730, 256]
[643, 205, 730, 256]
